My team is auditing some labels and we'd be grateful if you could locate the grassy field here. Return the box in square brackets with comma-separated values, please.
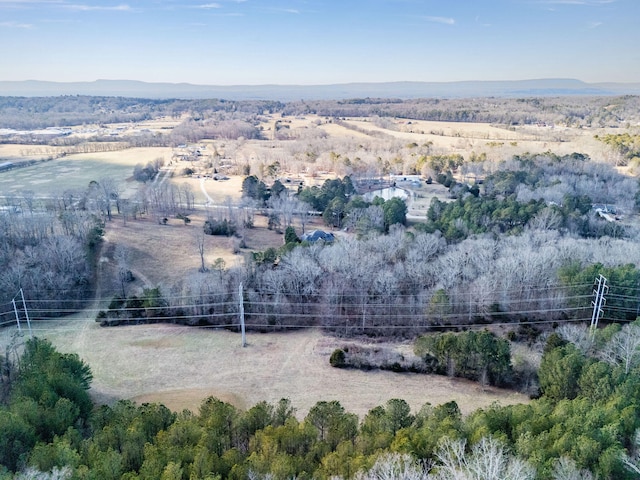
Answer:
[1, 324, 528, 418]
[0, 147, 172, 197]
[99, 211, 286, 289]
[341, 117, 618, 161]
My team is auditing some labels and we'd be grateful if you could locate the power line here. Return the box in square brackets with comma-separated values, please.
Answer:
[8, 280, 597, 297]
[12, 304, 593, 327]
[19, 316, 596, 336]
[3, 274, 638, 335]
[16, 298, 591, 321]
[14, 287, 593, 305]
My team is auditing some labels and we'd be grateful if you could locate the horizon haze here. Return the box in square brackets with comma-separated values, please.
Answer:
[1, 0, 639, 86]
[3, 78, 640, 101]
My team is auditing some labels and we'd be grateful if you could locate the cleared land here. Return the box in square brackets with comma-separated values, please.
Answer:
[0, 147, 172, 197]
[100, 211, 286, 289]
[1, 325, 527, 418]
[341, 117, 619, 161]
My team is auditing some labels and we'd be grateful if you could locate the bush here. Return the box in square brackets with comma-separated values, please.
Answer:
[329, 349, 346, 368]
[284, 226, 299, 245]
[204, 219, 237, 236]
[133, 161, 162, 182]
[176, 213, 191, 225]
[108, 296, 125, 310]
[328, 345, 431, 373]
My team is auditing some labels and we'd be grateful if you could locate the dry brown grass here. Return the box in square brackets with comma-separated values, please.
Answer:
[0, 144, 66, 160]
[339, 117, 622, 162]
[22, 324, 527, 418]
[101, 211, 288, 291]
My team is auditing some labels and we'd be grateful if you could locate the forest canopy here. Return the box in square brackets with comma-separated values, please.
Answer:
[4, 329, 640, 479]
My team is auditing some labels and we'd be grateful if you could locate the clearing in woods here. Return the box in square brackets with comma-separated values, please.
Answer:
[3, 324, 528, 418]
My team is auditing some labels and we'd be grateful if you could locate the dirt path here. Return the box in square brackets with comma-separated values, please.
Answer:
[32, 323, 527, 418]
[200, 177, 215, 205]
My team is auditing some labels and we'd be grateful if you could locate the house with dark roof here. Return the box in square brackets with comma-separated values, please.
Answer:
[300, 230, 335, 243]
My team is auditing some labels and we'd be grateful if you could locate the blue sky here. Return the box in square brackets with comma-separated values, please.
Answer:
[1, 0, 638, 85]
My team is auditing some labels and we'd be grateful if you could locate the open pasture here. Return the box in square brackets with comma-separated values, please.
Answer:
[0, 147, 171, 197]
[99, 211, 287, 291]
[341, 117, 620, 161]
[1, 324, 527, 418]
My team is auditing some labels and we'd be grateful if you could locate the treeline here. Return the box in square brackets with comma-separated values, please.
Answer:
[282, 95, 640, 127]
[0, 198, 104, 327]
[5, 329, 640, 478]
[1, 95, 638, 132]
[92, 227, 640, 333]
[0, 97, 283, 130]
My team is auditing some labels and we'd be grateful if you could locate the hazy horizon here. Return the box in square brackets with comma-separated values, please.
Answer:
[5, 77, 640, 87]
[1, 0, 639, 86]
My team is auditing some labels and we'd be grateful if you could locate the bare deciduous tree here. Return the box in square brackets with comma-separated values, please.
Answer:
[557, 324, 594, 355]
[114, 245, 132, 299]
[354, 452, 429, 480]
[601, 323, 640, 374]
[551, 456, 595, 480]
[97, 177, 120, 221]
[194, 227, 207, 273]
[622, 430, 640, 477]
[433, 437, 535, 480]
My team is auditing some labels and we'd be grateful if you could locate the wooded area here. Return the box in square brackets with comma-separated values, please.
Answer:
[3, 330, 640, 479]
[2, 93, 640, 478]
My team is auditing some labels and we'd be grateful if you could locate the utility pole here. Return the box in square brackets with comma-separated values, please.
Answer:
[12, 289, 32, 338]
[590, 274, 608, 338]
[12, 298, 21, 334]
[20, 288, 32, 338]
[239, 282, 246, 347]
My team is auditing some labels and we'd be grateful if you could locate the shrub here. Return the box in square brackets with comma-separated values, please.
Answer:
[204, 219, 237, 236]
[329, 349, 346, 368]
[176, 213, 191, 224]
[284, 226, 299, 245]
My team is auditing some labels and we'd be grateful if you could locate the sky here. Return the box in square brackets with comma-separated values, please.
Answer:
[1, 0, 639, 85]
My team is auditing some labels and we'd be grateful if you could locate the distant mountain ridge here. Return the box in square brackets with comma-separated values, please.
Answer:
[1, 78, 639, 100]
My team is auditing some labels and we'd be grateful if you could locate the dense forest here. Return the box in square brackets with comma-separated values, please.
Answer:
[3, 329, 640, 479]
